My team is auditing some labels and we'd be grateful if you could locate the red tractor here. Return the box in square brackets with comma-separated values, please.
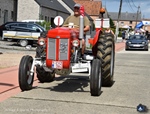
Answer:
[18, 7, 115, 96]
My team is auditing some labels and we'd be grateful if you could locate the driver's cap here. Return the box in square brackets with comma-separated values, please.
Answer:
[74, 3, 81, 8]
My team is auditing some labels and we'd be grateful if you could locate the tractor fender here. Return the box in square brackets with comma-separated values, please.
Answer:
[88, 30, 101, 46]
[88, 30, 102, 56]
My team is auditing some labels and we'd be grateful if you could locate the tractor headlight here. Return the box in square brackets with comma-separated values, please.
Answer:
[72, 39, 79, 47]
[38, 38, 45, 46]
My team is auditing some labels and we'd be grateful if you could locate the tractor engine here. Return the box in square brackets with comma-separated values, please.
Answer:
[46, 27, 79, 75]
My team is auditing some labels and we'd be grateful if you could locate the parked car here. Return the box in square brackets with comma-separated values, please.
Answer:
[125, 35, 149, 51]
[0, 22, 46, 46]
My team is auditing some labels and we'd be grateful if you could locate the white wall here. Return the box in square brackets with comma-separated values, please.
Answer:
[17, 0, 39, 21]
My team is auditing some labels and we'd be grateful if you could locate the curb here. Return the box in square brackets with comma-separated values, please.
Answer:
[0, 42, 36, 51]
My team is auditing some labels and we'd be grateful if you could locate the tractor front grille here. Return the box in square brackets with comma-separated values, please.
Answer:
[59, 39, 68, 60]
[47, 38, 69, 60]
[47, 38, 56, 59]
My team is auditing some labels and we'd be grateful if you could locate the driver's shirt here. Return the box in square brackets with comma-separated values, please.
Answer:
[63, 15, 90, 28]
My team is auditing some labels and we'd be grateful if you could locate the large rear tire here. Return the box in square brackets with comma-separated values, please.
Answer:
[97, 32, 115, 86]
[90, 59, 102, 96]
[36, 66, 55, 83]
[19, 55, 34, 91]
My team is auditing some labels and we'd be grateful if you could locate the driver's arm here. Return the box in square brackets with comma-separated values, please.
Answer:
[84, 25, 90, 32]
[84, 16, 90, 32]
[63, 17, 69, 26]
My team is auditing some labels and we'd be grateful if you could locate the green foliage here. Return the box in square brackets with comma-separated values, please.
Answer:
[110, 18, 115, 28]
[36, 21, 51, 30]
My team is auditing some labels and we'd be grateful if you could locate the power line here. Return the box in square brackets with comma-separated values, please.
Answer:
[125, 0, 135, 12]
[115, 0, 123, 41]
[130, 0, 138, 8]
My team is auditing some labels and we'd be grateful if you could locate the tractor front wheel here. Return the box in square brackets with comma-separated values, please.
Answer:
[90, 59, 102, 96]
[18, 55, 34, 91]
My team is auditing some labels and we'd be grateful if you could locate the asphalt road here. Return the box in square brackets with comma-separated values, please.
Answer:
[0, 44, 150, 114]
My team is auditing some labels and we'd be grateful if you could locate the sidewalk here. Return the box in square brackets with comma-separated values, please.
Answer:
[115, 42, 125, 52]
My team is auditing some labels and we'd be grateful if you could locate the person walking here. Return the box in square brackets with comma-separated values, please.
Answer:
[122, 31, 125, 42]
[105, 27, 115, 35]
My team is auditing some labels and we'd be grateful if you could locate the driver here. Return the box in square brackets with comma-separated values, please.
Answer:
[63, 3, 90, 59]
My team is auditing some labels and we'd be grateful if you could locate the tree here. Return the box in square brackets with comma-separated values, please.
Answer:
[110, 18, 115, 28]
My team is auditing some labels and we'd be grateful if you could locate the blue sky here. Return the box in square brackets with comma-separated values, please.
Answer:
[101, 0, 150, 19]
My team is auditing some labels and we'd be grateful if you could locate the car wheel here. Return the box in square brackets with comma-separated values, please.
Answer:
[7, 39, 13, 42]
[19, 40, 28, 47]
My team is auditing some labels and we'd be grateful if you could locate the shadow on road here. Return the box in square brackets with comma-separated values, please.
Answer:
[38, 75, 90, 93]
[0, 82, 14, 86]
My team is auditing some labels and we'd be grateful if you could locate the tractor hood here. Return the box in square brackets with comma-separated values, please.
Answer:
[47, 27, 77, 38]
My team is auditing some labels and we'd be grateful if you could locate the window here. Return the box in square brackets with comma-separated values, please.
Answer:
[18, 24, 27, 27]
[48, 17, 49, 22]
[41, 15, 43, 20]
[5, 23, 18, 30]
[0, 9, 1, 18]
[129, 21, 132, 24]
[11, 11, 14, 19]
[45, 16, 47, 21]
[28, 24, 41, 32]
[120, 22, 124, 25]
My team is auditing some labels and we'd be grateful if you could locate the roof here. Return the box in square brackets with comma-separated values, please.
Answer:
[62, 0, 93, 21]
[35, 0, 70, 14]
[108, 12, 142, 21]
[74, 0, 102, 16]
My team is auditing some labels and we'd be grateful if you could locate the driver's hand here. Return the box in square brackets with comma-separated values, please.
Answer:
[71, 27, 79, 31]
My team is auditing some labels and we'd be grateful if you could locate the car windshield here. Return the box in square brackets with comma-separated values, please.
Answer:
[35, 24, 46, 31]
[129, 35, 145, 40]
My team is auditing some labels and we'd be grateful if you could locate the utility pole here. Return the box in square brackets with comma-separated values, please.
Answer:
[135, 5, 140, 29]
[115, 0, 123, 42]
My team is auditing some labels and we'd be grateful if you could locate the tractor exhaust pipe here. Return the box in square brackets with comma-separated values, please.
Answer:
[79, 5, 85, 48]
[79, 15, 84, 39]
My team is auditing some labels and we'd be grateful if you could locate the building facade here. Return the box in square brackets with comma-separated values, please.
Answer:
[0, 0, 17, 25]
[74, 0, 102, 21]
[108, 12, 142, 29]
[17, 0, 70, 27]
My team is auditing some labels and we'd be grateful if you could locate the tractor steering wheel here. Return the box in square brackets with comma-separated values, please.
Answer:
[63, 24, 79, 28]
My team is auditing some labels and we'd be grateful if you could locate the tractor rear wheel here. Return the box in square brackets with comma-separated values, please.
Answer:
[90, 59, 102, 96]
[97, 33, 115, 87]
[19, 55, 34, 91]
[36, 66, 55, 83]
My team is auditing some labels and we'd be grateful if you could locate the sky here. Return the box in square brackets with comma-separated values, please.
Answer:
[101, 0, 150, 19]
